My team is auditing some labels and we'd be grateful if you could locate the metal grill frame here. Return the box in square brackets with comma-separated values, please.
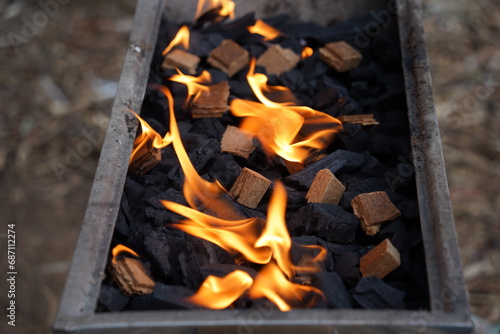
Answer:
[53, 0, 473, 333]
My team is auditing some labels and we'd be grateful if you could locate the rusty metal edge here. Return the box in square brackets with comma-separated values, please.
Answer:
[54, 309, 474, 334]
[397, 0, 473, 330]
[53, 0, 165, 331]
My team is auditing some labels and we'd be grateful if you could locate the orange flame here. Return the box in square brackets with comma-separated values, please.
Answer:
[194, 0, 235, 20]
[186, 270, 253, 309]
[129, 110, 173, 165]
[162, 25, 190, 56]
[301, 46, 314, 60]
[230, 59, 342, 163]
[111, 244, 139, 265]
[169, 70, 212, 105]
[249, 261, 323, 311]
[248, 20, 283, 41]
[155, 84, 242, 221]
[154, 85, 326, 310]
[163, 181, 325, 310]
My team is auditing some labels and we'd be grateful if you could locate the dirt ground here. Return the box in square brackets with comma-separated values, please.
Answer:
[0, 1, 498, 333]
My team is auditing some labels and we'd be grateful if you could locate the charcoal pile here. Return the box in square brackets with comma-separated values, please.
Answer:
[97, 7, 429, 313]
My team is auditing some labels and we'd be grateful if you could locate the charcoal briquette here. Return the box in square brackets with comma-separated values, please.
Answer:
[202, 153, 242, 189]
[379, 219, 408, 253]
[285, 150, 365, 189]
[353, 276, 405, 309]
[191, 118, 226, 140]
[146, 188, 186, 209]
[333, 251, 361, 287]
[126, 283, 196, 310]
[115, 208, 129, 239]
[289, 203, 358, 244]
[190, 32, 225, 58]
[312, 271, 352, 308]
[124, 178, 146, 209]
[168, 138, 220, 189]
[98, 284, 130, 312]
[200, 13, 256, 40]
[145, 206, 186, 226]
[336, 123, 368, 152]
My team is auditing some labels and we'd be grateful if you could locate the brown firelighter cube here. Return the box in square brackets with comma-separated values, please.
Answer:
[161, 49, 200, 75]
[319, 41, 362, 72]
[128, 145, 161, 176]
[360, 238, 401, 278]
[207, 39, 249, 77]
[110, 256, 156, 296]
[220, 125, 255, 159]
[229, 167, 271, 208]
[306, 169, 345, 205]
[337, 114, 379, 126]
[256, 44, 300, 76]
[191, 81, 230, 118]
[351, 191, 401, 236]
[284, 160, 304, 175]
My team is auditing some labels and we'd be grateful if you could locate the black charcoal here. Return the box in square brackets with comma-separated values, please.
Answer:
[333, 251, 361, 287]
[289, 203, 358, 244]
[98, 284, 130, 312]
[285, 150, 365, 189]
[126, 283, 196, 310]
[190, 32, 225, 57]
[202, 153, 242, 189]
[312, 271, 352, 308]
[124, 178, 146, 210]
[353, 276, 405, 309]
[200, 13, 256, 40]
[168, 138, 220, 189]
[146, 188, 186, 209]
[144, 228, 173, 279]
[191, 118, 226, 140]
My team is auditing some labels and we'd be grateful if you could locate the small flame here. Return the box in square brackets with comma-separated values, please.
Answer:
[169, 70, 212, 105]
[186, 270, 253, 309]
[162, 25, 190, 56]
[248, 20, 283, 41]
[249, 261, 323, 311]
[129, 110, 173, 165]
[230, 59, 342, 163]
[301, 46, 314, 60]
[194, 0, 235, 20]
[111, 244, 139, 265]
[254, 182, 293, 277]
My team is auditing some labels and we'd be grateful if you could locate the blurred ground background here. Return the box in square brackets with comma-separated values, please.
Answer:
[0, 0, 498, 333]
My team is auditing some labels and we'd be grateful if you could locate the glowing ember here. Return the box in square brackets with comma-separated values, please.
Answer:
[194, 0, 235, 20]
[230, 59, 342, 163]
[301, 46, 314, 60]
[248, 19, 284, 40]
[129, 110, 173, 165]
[111, 244, 140, 265]
[169, 70, 212, 105]
[162, 25, 190, 56]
